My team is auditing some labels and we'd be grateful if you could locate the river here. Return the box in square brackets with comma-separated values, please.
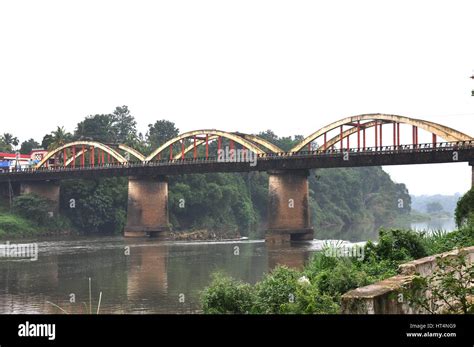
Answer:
[0, 218, 454, 314]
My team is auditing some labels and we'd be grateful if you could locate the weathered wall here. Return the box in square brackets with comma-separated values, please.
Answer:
[266, 169, 313, 243]
[341, 246, 474, 314]
[124, 176, 170, 238]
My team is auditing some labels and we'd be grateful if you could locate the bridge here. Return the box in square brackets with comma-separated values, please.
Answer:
[1, 113, 474, 243]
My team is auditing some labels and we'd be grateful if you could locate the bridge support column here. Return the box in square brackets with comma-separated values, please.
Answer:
[20, 180, 60, 217]
[124, 176, 170, 238]
[266, 170, 314, 243]
[470, 163, 474, 189]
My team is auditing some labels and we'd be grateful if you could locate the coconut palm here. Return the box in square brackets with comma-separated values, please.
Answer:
[0, 133, 19, 152]
[47, 126, 72, 151]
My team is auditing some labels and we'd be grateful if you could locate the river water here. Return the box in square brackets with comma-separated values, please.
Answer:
[0, 219, 454, 314]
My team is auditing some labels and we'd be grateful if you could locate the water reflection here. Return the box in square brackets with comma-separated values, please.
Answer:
[267, 243, 309, 270]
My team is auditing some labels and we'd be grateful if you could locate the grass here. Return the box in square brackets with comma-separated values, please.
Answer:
[0, 214, 37, 237]
[47, 277, 103, 314]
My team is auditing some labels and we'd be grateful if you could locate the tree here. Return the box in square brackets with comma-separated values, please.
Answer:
[112, 106, 137, 144]
[75, 114, 115, 143]
[41, 134, 54, 150]
[20, 138, 40, 154]
[43, 126, 72, 150]
[146, 120, 179, 155]
[74, 106, 138, 145]
[455, 189, 474, 227]
[426, 201, 444, 214]
[60, 178, 128, 234]
[0, 133, 19, 152]
[257, 130, 301, 151]
[13, 194, 53, 225]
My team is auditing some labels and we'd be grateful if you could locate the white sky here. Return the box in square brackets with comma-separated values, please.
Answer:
[1, 0, 473, 195]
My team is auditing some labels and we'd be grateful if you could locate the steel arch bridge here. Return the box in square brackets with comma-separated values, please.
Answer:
[291, 113, 472, 153]
[31, 113, 473, 170]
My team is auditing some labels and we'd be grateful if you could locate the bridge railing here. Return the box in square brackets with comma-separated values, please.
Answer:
[1, 141, 473, 175]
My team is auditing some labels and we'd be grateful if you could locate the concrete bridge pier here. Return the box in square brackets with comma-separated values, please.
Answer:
[124, 176, 170, 238]
[20, 180, 60, 217]
[470, 162, 474, 188]
[265, 169, 314, 243]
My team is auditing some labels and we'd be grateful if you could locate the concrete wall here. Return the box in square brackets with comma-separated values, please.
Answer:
[341, 246, 474, 314]
[266, 169, 313, 243]
[124, 176, 170, 238]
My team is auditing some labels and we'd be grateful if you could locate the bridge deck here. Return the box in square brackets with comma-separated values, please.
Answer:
[1, 143, 473, 182]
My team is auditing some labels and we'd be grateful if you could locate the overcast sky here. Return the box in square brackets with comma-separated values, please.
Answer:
[1, 0, 473, 195]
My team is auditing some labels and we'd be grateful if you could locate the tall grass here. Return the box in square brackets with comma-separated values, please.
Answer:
[0, 214, 36, 237]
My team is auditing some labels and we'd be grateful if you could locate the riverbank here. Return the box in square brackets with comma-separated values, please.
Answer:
[0, 211, 74, 239]
[200, 225, 474, 314]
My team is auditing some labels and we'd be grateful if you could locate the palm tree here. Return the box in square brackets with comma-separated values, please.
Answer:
[46, 127, 72, 167]
[48, 126, 72, 150]
[1, 133, 19, 151]
[2, 133, 19, 146]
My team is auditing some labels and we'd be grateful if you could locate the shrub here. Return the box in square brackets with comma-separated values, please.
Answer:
[253, 266, 300, 314]
[12, 194, 53, 225]
[201, 273, 255, 314]
[455, 188, 474, 227]
[313, 260, 369, 298]
[280, 281, 339, 314]
[0, 214, 36, 236]
[365, 229, 428, 262]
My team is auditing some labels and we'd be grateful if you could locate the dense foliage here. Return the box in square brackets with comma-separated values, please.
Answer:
[60, 178, 128, 234]
[455, 188, 474, 227]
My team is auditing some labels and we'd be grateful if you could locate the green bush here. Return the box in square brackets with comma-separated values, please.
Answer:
[201, 266, 340, 314]
[455, 188, 474, 227]
[12, 194, 53, 225]
[365, 229, 428, 262]
[201, 273, 255, 314]
[280, 282, 339, 314]
[313, 260, 369, 298]
[418, 225, 474, 256]
[253, 266, 300, 314]
[60, 178, 127, 234]
[0, 214, 36, 236]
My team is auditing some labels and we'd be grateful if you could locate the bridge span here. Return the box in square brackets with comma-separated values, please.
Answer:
[1, 113, 473, 242]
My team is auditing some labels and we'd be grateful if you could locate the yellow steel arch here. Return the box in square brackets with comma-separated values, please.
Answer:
[35, 141, 127, 168]
[291, 113, 473, 152]
[64, 148, 88, 166]
[323, 120, 389, 149]
[172, 136, 218, 160]
[237, 133, 284, 153]
[171, 133, 282, 160]
[118, 144, 145, 161]
[145, 130, 265, 161]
